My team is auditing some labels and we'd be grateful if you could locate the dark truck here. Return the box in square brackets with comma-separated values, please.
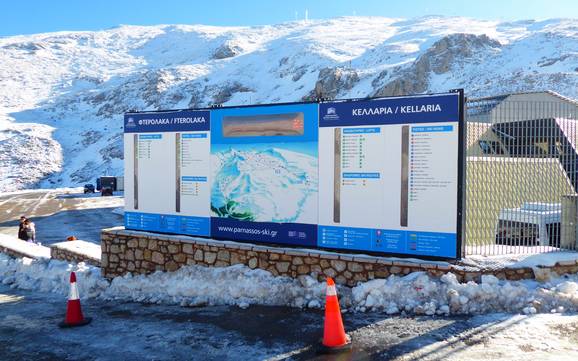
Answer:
[97, 176, 118, 196]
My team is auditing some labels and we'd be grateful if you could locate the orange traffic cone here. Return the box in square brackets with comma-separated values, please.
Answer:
[59, 272, 92, 328]
[320, 277, 351, 353]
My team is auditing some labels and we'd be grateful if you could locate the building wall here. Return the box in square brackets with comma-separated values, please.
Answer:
[490, 93, 578, 124]
[466, 122, 508, 157]
[466, 156, 575, 247]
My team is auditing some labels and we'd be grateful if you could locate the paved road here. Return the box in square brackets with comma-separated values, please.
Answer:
[0, 190, 123, 244]
[2, 284, 577, 361]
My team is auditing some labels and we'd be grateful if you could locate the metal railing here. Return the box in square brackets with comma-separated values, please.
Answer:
[465, 94, 578, 256]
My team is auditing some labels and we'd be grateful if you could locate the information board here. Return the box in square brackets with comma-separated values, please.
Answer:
[122, 91, 464, 259]
[123, 110, 211, 236]
[317, 92, 462, 258]
[209, 103, 319, 247]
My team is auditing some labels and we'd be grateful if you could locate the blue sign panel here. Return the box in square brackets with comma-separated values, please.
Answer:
[210, 103, 319, 247]
[124, 110, 210, 133]
[318, 226, 457, 258]
[317, 92, 461, 259]
[125, 212, 210, 237]
[319, 93, 459, 127]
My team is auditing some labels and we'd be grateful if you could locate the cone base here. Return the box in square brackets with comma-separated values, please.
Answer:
[317, 335, 352, 354]
[58, 317, 92, 328]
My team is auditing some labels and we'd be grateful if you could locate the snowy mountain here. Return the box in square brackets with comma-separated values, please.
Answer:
[0, 16, 577, 191]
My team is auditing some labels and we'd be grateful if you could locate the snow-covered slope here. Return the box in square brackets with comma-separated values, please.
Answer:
[1, 16, 577, 191]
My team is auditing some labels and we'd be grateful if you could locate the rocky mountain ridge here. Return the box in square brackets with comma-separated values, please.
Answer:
[0, 16, 577, 191]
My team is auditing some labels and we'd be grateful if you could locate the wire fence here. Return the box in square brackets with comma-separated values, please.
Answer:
[465, 94, 578, 256]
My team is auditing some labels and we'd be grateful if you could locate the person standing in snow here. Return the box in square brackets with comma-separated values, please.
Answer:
[23, 219, 36, 243]
[18, 216, 28, 241]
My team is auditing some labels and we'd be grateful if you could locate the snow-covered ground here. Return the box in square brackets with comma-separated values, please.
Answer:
[2, 281, 574, 361]
[1, 254, 578, 359]
[1, 16, 577, 191]
[2, 253, 578, 317]
[0, 189, 123, 245]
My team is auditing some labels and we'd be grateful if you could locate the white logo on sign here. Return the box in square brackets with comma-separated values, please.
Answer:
[323, 106, 340, 121]
[126, 117, 137, 128]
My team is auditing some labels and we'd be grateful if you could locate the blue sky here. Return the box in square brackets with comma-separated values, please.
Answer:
[1, 0, 577, 36]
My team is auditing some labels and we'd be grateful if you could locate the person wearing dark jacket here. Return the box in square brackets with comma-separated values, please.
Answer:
[18, 216, 27, 240]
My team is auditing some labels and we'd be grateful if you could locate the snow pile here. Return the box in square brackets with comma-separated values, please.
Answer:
[51, 240, 101, 261]
[0, 235, 51, 259]
[463, 251, 578, 270]
[1, 253, 578, 315]
[104, 264, 325, 308]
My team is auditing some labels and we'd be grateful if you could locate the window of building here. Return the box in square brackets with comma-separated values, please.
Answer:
[478, 140, 504, 155]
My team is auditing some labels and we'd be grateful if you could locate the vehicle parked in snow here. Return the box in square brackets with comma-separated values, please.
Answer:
[83, 184, 95, 193]
[495, 202, 561, 247]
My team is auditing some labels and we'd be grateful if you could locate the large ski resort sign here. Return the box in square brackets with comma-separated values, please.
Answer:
[124, 91, 464, 259]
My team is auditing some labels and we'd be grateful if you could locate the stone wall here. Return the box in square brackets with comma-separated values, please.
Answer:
[50, 241, 101, 267]
[0, 244, 41, 260]
[101, 228, 578, 284]
[0, 238, 50, 260]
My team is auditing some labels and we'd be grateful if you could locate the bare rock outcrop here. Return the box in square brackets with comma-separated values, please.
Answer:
[374, 33, 501, 97]
[211, 82, 253, 105]
[212, 41, 243, 60]
[303, 67, 359, 100]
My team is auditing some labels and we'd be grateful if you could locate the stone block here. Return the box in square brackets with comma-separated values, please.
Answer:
[166, 261, 179, 272]
[217, 250, 230, 262]
[330, 260, 347, 272]
[110, 245, 120, 254]
[353, 273, 367, 282]
[144, 249, 152, 261]
[304, 257, 318, 265]
[297, 265, 310, 275]
[152, 251, 164, 265]
[269, 253, 281, 261]
[183, 244, 195, 255]
[323, 268, 337, 278]
[230, 252, 245, 265]
[204, 252, 217, 264]
[335, 275, 347, 285]
[276, 262, 290, 273]
[173, 253, 186, 263]
[311, 265, 322, 274]
[194, 249, 204, 261]
[350, 262, 368, 273]
[127, 239, 138, 248]
[167, 244, 179, 254]
[149, 240, 158, 251]
[139, 239, 148, 248]
[292, 257, 304, 266]
[135, 249, 144, 260]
